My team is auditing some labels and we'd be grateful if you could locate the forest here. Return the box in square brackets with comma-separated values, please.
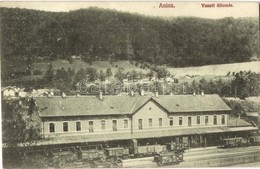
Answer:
[1, 7, 259, 70]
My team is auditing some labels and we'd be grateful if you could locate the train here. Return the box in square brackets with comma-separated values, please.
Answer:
[20, 135, 260, 167]
[20, 140, 189, 168]
[218, 135, 260, 148]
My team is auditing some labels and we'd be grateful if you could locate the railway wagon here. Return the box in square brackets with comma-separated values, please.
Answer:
[219, 137, 243, 148]
[134, 145, 167, 157]
[78, 145, 105, 161]
[165, 142, 188, 152]
[50, 147, 79, 165]
[249, 136, 260, 146]
[154, 152, 183, 166]
[104, 147, 130, 160]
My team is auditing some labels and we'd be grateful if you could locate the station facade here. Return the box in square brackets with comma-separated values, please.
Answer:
[36, 93, 257, 147]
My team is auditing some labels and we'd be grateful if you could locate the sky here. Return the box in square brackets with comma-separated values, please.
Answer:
[0, 1, 259, 19]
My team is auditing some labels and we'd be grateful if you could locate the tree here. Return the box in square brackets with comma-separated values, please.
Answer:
[55, 67, 69, 83]
[106, 68, 113, 79]
[147, 70, 154, 80]
[231, 71, 258, 99]
[191, 80, 199, 93]
[86, 67, 97, 82]
[130, 70, 138, 80]
[2, 98, 42, 168]
[75, 68, 86, 84]
[115, 68, 125, 82]
[99, 70, 106, 82]
[198, 78, 207, 91]
[157, 67, 170, 79]
[44, 63, 54, 86]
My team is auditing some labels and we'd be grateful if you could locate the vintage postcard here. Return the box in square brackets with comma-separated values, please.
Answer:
[1, 1, 260, 168]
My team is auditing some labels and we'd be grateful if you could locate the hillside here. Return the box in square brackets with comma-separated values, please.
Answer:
[169, 61, 260, 77]
[1, 7, 259, 80]
[31, 60, 149, 75]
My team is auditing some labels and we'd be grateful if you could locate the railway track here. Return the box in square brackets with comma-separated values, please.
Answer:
[122, 146, 260, 168]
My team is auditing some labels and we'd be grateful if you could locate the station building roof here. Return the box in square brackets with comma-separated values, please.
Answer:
[36, 94, 231, 117]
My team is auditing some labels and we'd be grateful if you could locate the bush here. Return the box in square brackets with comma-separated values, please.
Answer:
[33, 70, 43, 75]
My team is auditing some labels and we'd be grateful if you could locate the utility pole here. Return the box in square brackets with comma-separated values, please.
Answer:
[234, 85, 237, 99]
[183, 83, 185, 94]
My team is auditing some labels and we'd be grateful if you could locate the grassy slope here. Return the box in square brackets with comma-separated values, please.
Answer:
[168, 61, 260, 77]
[31, 60, 150, 75]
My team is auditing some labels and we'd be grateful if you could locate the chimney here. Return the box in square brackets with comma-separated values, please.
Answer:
[130, 90, 134, 97]
[61, 91, 66, 97]
[140, 89, 144, 96]
[201, 90, 204, 96]
[99, 91, 103, 100]
[155, 91, 159, 98]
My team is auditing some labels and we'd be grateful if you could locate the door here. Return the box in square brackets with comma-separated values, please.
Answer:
[188, 117, 192, 127]
[112, 120, 117, 131]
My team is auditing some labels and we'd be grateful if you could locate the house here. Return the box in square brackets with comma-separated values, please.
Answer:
[2, 86, 18, 97]
[246, 112, 259, 129]
[35, 92, 258, 147]
[71, 55, 81, 61]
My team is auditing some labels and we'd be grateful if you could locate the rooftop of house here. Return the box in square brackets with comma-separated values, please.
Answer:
[36, 94, 231, 117]
[229, 117, 253, 127]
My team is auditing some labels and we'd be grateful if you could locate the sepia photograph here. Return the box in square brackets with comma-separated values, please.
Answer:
[1, 1, 260, 168]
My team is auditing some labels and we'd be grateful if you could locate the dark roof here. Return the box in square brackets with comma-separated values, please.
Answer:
[153, 95, 231, 113]
[37, 94, 231, 117]
[37, 95, 146, 117]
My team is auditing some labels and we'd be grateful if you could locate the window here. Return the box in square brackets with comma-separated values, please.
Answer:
[112, 120, 117, 131]
[159, 118, 162, 127]
[63, 122, 68, 132]
[170, 118, 173, 126]
[179, 117, 183, 125]
[76, 121, 81, 131]
[214, 115, 217, 125]
[148, 118, 153, 127]
[124, 119, 128, 128]
[89, 121, 94, 132]
[49, 123, 55, 133]
[197, 116, 200, 125]
[205, 116, 209, 125]
[222, 115, 225, 124]
[188, 117, 192, 127]
[138, 119, 143, 130]
[101, 120, 106, 130]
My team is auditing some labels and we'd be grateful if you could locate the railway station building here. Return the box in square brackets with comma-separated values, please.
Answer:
[36, 92, 258, 148]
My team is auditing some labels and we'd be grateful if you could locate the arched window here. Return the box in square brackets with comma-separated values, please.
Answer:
[159, 118, 162, 127]
[101, 120, 106, 130]
[214, 115, 217, 125]
[179, 117, 183, 125]
[76, 121, 81, 131]
[221, 115, 225, 124]
[170, 117, 173, 126]
[63, 122, 68, 132]
[205, 116, 209, 125]
[49, 123, 55, 133]
[197, 116, 200, 125]
[123, 119, 128, 128]
[148, 118, 153, 127]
